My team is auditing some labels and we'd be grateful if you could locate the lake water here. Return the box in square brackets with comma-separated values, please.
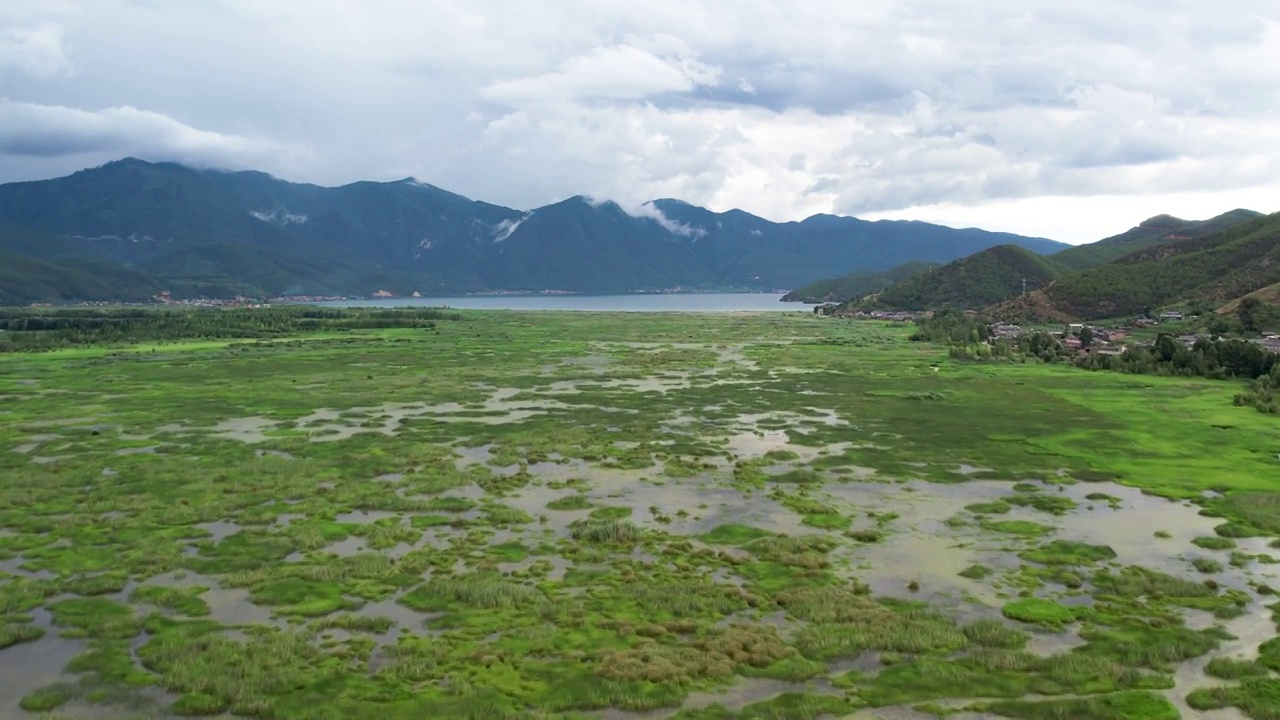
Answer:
[313, 293, 812, 312]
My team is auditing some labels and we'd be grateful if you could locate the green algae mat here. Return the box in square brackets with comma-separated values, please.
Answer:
[2, 310, 1280, 720]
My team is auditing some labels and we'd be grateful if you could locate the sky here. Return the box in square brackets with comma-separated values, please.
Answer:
[1, 1, 1278, 244]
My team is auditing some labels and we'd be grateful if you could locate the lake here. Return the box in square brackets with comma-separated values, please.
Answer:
[312, 293, 813, 312]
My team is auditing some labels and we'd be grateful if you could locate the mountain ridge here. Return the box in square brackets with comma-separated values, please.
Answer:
[810, 208, 1274, 318]
[1050, 209, 1264, 270]
[976, 211, 1280, 322]
[850, 244, 1069, 311]
[0, 158, 1069, 302]
[780, 261, 941, 304]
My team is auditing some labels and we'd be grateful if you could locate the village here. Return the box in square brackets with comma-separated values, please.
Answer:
[815, 304, 1280, 358]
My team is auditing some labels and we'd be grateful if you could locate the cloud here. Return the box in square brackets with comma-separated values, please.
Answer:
[0, 98, 283, 168]
[491, 212, 531, 242]
[0, 0, 1278, 243]
[628, 202, 705, 238]
[0, 23, 74, 77]
[480, 42, 721, 105]
[250, 207, 308, 225]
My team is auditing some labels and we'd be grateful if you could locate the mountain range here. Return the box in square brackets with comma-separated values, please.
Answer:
[0, 158, 1069, 303]
[812, 209, 1278, 322]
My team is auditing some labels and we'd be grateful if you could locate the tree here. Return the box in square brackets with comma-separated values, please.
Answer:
[1238, 297, 1263, 333]
[1079, 327, 1094, 347]
[1154, 334, 1179, 363]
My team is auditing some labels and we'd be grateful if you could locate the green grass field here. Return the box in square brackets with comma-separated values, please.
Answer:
[1, 310, 1278, 719]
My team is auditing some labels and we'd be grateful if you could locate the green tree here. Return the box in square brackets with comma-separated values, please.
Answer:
[1079, 326, 1094, 347]
[1239, 297, 1263, 333]
[1154, 334, 1179, 363]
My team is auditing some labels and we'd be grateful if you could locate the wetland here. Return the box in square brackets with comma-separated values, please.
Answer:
[3, 309, 1280, 719]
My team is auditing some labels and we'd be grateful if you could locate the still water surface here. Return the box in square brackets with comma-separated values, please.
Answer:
[314, 293, 810, 312]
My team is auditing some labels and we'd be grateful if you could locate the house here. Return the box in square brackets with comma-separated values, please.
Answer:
[1063, 337, 1083, 349]
[992, 324, 1022, 338]
[1096, 329, 1127, 342]
[1249, 336, 1280, 353]
[1159, 311, 1184, 321]
[1065, 323, 1084, 334]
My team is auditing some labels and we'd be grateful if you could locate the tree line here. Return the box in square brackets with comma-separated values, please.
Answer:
[913, 310, 1279, 415]
[1075, 335, 1279, 414]
[0, 306, 463, 352]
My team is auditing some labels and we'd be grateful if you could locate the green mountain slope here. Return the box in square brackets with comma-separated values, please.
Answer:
[475, 197, 715, 293]
[852, 245, 1068, 311]
[1002, 212, 1280, 320]
[136, 243, 440, 297]
[780, 261, 939, 303]
[1052, 209, 1263, 270]
[0, 220, 95, 260]
[0, 252, 163, 305]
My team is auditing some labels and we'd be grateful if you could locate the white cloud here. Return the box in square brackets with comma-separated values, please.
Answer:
[1, 0, 1279, 244]
[491, 212, 531, 242]
[480, 42, 721, 105]
[0, 23, 74, 77]
[250, 208, 308, 225]
[0, 98, 285, 168]
[629, 202, 705, 238]
[863, 186, 1280, 244]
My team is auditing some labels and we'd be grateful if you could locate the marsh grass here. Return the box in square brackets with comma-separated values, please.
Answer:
[796, 604, 968, 660]
[1020, 540, 1116, 566]
[966, 501, 1011, 515]
[1205, 656, 1268, 679]
[700, 524, 772, 545]
[402, 572, 542, 611]
[1001, 598, 1077, 629]
[0, 622, 44, 649]
[851, 650, 1155, 707]
[1192, 557, 1225, 573]
[6, 311, 1280, 717]
[983, 520, 1054, 537]
[962, 619, 1029, 649]
[1005, 492, 1078, 516]
[18, 682, 77, 712]
[985, 690, 1178, 720]
[668, 692, 853, 719]
[1192, 536, 1237, 550]
[569, 517, 642, 544]
[546, 494, 593, 510]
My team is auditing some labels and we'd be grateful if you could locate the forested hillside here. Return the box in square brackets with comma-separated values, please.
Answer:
[1052, 209, 1263, 270]
[852, 245, 1067, 311]
[0, 252, 164, 305]
[780, 261, 938, 303]
[854, 208, 1277, 321]
[1034, 212, 1280, 319]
